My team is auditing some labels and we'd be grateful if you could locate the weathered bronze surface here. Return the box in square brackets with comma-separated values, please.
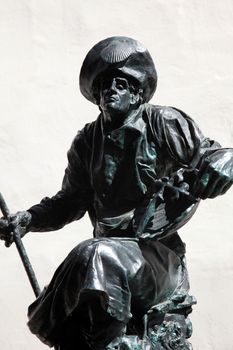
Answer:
[0, 36, 233, 350]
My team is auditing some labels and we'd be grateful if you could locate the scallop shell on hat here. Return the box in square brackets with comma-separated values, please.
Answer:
[101, 39, 145, 64]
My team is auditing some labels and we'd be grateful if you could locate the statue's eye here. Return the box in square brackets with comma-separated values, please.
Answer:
[115, 79, 128, 90]
[116, 84, 124, 90]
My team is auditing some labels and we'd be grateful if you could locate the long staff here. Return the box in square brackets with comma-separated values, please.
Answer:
[0, 192, 41, 297]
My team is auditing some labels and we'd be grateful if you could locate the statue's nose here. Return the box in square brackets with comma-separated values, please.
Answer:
[103, 78, 117, 96]
[108, 80, 117, 92]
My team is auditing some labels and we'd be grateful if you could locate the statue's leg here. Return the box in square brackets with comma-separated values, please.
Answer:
[27, 238, 137, 348]
[27, 237, 190, 350]
[106, 247, 196, 350]
[55, 298, 126, 350]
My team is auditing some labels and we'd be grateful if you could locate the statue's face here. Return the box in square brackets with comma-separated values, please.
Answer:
[99, 76, 133, 116]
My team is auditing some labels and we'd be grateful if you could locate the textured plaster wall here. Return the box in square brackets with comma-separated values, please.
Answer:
[0, 1, 232, 349]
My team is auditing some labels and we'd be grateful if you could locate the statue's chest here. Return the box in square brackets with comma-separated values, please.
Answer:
[91, 126, 158, 198]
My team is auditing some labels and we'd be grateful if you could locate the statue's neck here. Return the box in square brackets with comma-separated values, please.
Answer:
[102, 107, 139, 132]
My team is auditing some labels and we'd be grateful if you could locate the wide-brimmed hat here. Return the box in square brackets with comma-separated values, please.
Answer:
[79, 36, 157, 104]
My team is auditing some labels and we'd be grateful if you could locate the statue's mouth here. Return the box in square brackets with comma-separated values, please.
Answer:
[105, 96, 118, 102]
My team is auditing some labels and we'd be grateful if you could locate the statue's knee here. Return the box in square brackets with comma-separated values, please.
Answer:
[89, 239, 120, 260]
[66, 238, 119, 268]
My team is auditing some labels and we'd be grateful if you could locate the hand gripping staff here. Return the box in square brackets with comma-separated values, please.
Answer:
[0, 192, 41, 297]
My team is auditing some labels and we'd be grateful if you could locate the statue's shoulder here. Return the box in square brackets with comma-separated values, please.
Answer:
[143, 104, 199, 151]
[144, 103, 186, 122]
[72, 119, 98, 151]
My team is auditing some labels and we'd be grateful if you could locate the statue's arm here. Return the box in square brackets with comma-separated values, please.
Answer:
[193, 147, 233, 199]
[152, 105, 233, 199]
[0, 128, 93, 242]
[27, 130, 93, 232]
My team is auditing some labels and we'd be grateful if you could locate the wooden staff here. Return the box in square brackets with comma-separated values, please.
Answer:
[0, 192, 41, 297]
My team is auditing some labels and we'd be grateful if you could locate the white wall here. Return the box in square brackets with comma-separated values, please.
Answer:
[0, 1, 232, 349]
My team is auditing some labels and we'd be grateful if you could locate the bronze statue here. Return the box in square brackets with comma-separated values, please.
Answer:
[0, 36, 232, 350]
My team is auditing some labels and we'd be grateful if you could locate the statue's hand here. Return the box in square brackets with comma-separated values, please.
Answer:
[194, 149, 233, 199]
[0, 211, 32, 247]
